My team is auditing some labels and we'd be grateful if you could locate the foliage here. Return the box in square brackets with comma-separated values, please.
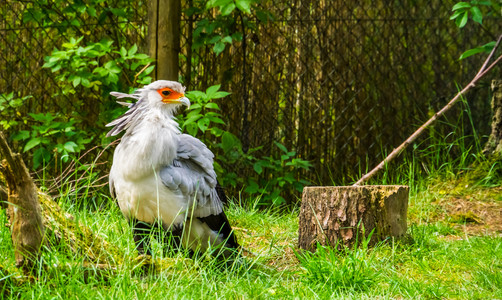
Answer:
[0, 93, 31, 130]
[0, 0, 153, 171]
[181, 85, 230, 137]
[187, 0, 273, 55]
[21, 0, 141, 29]
[216, 131, 312, 205]
[11, 0, 154, 170]
[43, 37, 153, 94]
[241, 142, 312, 205]
[11, 38, 154, 170]
[450, 1, 501, 59]
[11, 113, 92, 169]
[180, 85, 312, 205]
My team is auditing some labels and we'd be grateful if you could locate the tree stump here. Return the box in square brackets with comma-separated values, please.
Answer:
[298, 185, 409, 251]
[483, 80, 502, 157]
[0, 132, 45, 271]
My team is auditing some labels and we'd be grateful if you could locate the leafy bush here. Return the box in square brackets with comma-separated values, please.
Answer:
[188, 0, 272, 55]
[450, 1, 501, 59]
[11, 113, 92, 169]
[0, 92, 31, 130]
[7, 37, 154, 170]
[181, 85, 229, 137]
[43, 37, 153, 93]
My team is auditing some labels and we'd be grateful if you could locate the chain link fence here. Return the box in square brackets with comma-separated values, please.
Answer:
[1, 0, 500, 192]
[181, 0, 500, 185]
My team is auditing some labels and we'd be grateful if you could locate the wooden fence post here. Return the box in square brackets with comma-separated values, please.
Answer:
[148, 0, 181, 81]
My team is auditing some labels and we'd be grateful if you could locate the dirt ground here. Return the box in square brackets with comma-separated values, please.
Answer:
[437, 187, 502, 236]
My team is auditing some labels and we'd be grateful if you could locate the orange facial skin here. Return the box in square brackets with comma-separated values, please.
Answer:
[157, 88, 185, 103]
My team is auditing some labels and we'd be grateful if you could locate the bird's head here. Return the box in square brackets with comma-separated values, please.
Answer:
[142, 80, 190, 111]
[106, 80, 191, 137]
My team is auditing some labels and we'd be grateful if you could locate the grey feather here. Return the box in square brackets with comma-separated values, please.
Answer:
[106, 89, 147, 137]
[160, 134, 222, 217]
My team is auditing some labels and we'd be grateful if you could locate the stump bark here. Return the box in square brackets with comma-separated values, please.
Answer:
[298, 185, 409, 251]
[0, 132, 45, 271]
[483, 80, 502, 157]
[0, 132, 122, 272]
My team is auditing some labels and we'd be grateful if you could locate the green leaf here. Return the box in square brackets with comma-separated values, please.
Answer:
[128, 44, 138, 57]
[459, 47, 486, 60]
[450, 10, 464, 20]
[63, 141, 78, 152]
[189, 103, 202, 110]
[110, 8, 127, 17]
[212, 91, 231, 99]
[206, 0, 233, 9]
[470, 6, 483, 24]
[457, 11, 469, 28]
[221, 131, 241, 153]
[72, 76, 81, 87]
[120, 47, 127, 57]
[236, 0, 252, 13]
[452, 2, 471, 11]
[459, 41, 495, 60]
[272, 196, 286, 205]
[24, 137, 41, 152]
[197, 118, 210, 132]
[186, 90, 206, 101]
[220, 3, 236, 16]
[186, 123, 198, 136]
[183, 114, 201, 126]
[204, 102, 220, 110]
[253, 162, 263, 174]
[213, 41, 226, 55]
[81, 78, 91, 87]
[12, 130, 30, 141]
[274, 141, 288, 153]
[244, 180, 260, 194]
[144, 65, 155, 75]
[134, 53, 149, 60]
[222, 36, 233, 44]
[33, 147, 51, 169]
[206, 85, 221, 98]
[206, 116, 225, 124]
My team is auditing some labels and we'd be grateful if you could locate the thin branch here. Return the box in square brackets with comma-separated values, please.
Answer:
[354, 34, 502, 186]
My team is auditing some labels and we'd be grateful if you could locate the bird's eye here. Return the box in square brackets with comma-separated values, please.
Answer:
[162, 90, 171, 96]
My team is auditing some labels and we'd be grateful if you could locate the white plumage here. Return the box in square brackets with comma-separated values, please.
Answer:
[107, 80, 238, 256]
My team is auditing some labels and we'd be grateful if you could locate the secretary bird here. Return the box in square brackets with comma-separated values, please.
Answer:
[107, 80, 239, 258]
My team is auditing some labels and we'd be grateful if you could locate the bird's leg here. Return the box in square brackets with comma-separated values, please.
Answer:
[130, 218, 154, 256]
[160, 223, 195, 258]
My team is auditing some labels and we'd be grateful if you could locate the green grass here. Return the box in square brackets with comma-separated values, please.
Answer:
[1, 178, 501, 299]
[1, 100, 501, 299]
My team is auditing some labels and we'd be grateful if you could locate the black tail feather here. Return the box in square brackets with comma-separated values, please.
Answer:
[197, 211, 239, 249]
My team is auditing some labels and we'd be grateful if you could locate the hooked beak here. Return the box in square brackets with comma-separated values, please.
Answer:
[179, 96, 190, 108]
[162, 96, 190, 108]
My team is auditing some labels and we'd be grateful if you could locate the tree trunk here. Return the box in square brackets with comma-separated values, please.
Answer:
[0, 132, 44, 271]
[483, 80, 502, 157]
[148, 0, 181, 81]
[298, 185, 409, 251]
